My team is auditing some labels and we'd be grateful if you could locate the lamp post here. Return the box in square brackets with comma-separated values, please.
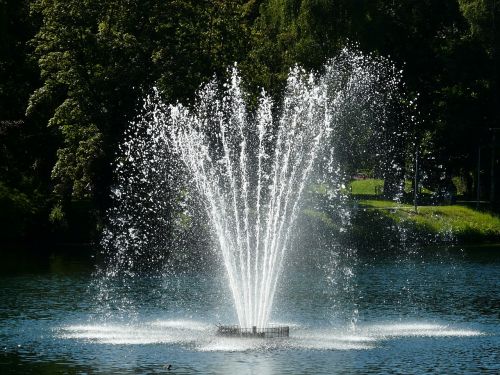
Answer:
[477, 146, 481, 210]
[414, 146, 418, 213]
[489, 128, 500, 205]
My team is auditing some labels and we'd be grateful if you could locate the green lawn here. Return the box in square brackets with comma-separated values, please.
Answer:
[359, 199, 500, 241]
[350, 179, 384, 195]
[349, 178, 434, 196]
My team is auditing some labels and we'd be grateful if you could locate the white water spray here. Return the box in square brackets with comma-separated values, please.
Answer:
[104, 48, 405, 327]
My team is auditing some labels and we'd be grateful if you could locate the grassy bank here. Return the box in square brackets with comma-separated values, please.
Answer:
[304, 180, 500, 246]
[359, 200, 500, 243]
[349, 178, 433, 196]
[349, 178, 384, 195]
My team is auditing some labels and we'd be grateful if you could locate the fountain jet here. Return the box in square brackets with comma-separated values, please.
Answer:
[105, 48, 406, 329]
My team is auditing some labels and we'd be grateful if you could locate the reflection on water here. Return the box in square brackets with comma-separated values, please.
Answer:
[0, 246, 499, 374]
[58, 319, 483, 349]
[1, 245, 94, 276]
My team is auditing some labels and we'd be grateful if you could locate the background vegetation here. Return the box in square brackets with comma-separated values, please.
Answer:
[1, 0, 499, 244]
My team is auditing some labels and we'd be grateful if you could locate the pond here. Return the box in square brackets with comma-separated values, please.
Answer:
[0, 246, 499, 374]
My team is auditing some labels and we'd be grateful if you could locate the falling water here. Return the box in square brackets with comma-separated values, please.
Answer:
[101, 48, 406, 328]
[169, 66, 333, 329]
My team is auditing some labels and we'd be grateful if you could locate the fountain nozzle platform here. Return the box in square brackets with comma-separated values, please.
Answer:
[217, 325, 289, 338]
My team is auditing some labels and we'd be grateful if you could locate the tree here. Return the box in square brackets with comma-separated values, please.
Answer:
[0, 0, 58, 241]
[243, 0, 354, 98]
[28, 0, 250, 239]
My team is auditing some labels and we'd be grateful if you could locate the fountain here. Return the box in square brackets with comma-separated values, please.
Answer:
[100, 47, 407, 335]
[1, 48, 496, 375]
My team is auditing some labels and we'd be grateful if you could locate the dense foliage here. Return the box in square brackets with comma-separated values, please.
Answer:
[0, 0, 499, 242]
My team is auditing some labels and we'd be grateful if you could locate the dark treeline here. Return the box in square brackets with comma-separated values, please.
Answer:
[1, 0, 499, 244]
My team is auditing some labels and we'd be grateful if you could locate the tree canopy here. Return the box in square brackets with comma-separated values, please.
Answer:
[0, 0, 499, 242]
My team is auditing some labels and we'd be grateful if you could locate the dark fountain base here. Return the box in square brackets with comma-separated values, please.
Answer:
[217, 325, 289, 338]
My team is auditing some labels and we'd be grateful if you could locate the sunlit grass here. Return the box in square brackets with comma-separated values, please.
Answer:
[349, 178, 434, 196]
[350, 179, 384, 195]
[359, 200, 500, 240]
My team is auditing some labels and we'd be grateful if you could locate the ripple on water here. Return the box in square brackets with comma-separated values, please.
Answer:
[58, 320, 484, 351]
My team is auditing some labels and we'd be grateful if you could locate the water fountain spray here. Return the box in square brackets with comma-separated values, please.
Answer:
[102, 48, 405, 335]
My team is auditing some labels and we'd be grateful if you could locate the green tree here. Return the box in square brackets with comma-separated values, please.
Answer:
[243, 0, 354, 97]
[28, 0, 250, 239]
[352, 1, 491, 195]
[0, 0, 57, 241]
[30, 1, 158, 232]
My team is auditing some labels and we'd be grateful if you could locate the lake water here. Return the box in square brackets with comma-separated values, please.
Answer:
[0, 246, 499, 374]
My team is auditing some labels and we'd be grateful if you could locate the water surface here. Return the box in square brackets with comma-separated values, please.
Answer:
[0, 246, 498, 374]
